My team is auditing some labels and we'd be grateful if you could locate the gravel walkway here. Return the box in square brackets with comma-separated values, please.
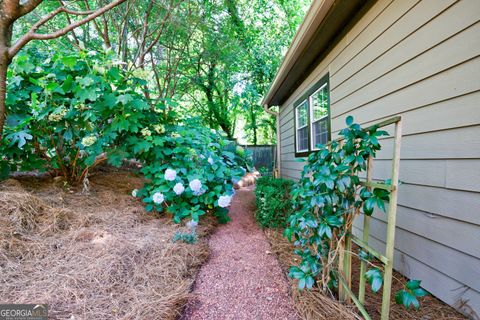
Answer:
[182, 186, 299, 320]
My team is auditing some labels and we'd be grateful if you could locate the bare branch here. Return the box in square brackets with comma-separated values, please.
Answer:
[57, 0, 81, 46]
[8, 0, 127, 58]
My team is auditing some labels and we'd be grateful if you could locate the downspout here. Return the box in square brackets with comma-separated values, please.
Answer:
[263, 104, 281, 178]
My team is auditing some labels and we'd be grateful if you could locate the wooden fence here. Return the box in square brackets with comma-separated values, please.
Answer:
[243, 144, 276, 173]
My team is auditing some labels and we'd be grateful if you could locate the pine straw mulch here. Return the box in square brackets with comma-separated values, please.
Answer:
[0, 169, 217, 320]
[264, 230, 359, 320]
[263, 229, 468, 320]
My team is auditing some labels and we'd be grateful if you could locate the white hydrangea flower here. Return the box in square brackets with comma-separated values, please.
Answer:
[199, 155, 205, 159]
[141, 128, 152, 137]
[189, 179, 202, 193]
[153, 124, 165, 134]
[48, 107, 67, 122]
[186, 219, 198, 230]
[164, 169, 177, 181]
[173, 182, 185, 195]
[152, 192, 164, 204]
[131, 189, 138, 197]
[81, 135, 97, 147]
[218, 195, 232, 208]
[75, 103, 88, 111]
[208, 157, 214, 165]
[193, 189, 206, 196]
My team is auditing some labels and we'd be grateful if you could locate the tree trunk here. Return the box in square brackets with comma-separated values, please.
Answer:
[250, 105, 257, 145]
[0, 49, 8, 139]
[0, 20, 12, 139]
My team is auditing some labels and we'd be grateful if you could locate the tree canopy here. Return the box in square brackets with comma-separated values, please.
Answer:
[2, 0, 310, 144]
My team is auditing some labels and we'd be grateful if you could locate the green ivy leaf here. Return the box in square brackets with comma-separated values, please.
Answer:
[9, 130, 33, 148]
[405, 279, 421, 290]
[346, 115, 354, 126]
[365, 268, 383, 293]
[289, 266, 304, 279]
[117, 94, 133, 105]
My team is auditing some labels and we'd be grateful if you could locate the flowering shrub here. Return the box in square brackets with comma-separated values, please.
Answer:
[0, 47, 251, 224]
[0, 48, 159, 183]
[128, 122, 251, 223]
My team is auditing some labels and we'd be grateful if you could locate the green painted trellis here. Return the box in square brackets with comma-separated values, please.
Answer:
[337, 116, 403, 320]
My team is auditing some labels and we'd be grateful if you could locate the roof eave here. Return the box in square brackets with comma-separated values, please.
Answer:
[263, 0, 372, 107]
[262, 0, 335, 107]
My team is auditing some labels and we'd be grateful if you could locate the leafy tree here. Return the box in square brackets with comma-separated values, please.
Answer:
[0, 0, 127, 137]
[1, 0, 311, 143]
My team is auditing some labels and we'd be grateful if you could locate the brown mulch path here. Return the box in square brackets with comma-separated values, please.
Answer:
[182, 186, 300, 320]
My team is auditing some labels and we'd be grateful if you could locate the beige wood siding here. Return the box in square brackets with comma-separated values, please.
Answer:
[277, 0, 480, 315]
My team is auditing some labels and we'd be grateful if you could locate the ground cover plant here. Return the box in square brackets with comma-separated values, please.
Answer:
[255, 176, 294, 228]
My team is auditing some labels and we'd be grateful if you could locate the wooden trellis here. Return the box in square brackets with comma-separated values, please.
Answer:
[338, 116, 403, 320]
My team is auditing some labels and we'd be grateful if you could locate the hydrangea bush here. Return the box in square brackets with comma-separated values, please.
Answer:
[128, 123, 250, 223]
[1, 47, 252, 224]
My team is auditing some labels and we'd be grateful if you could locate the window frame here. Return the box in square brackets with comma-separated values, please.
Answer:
[295, 99, 309, 153]
[293, 74, 331, 158]
[309, 82, 329, 151]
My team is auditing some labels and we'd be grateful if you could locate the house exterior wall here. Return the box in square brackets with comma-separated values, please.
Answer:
[278, 0, 480, 315]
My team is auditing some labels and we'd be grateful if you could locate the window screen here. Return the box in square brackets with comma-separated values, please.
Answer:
[310, 84, 329, 149]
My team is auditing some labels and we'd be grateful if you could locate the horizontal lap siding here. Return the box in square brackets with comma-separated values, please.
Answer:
[353, 215, 480, 292]
[277, 0, 480, 315]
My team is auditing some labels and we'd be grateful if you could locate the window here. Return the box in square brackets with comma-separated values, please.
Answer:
[310, 83, 329, 150]
[294, 75, 330, 156]
[295, 100, 309, 152]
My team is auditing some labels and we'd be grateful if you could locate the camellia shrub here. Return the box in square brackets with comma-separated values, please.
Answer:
[286, 116, 427, 310]
[255, 176, 294, 229]
[128, 122, 250, 223]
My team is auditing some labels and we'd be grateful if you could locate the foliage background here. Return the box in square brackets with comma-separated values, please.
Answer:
[255, 175, 294, 229]
[9, 0, 311, 145]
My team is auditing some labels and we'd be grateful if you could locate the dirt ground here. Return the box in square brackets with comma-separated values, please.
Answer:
[264, 229, 468, 320]
[0, 168, 217, 320]
[182, 186, 299, 320]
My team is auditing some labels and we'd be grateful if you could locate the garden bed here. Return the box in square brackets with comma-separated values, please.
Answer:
[263, 229, 467, 320]
[0, 168, 217, 319]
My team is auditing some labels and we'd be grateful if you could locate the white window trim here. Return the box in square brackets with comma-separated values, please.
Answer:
[295, 100, 309, 152]
[309, 83, 328, 150]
